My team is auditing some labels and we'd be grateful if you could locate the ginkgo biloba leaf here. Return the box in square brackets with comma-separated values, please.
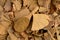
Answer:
[31, 14, 50, 31]
[14, 6, 39, 32]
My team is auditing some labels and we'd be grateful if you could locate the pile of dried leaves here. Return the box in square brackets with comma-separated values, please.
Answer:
[0, 0, 60, 40]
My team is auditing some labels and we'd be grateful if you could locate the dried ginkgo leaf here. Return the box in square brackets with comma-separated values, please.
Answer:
[31, 14, 50, 31]
[14, 6, 39, 33]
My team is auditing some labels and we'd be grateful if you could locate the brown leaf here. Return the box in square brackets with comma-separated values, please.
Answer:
[8, 27, 19, 40]
[14, 6, 39, 33]
[31, 14, 50, 31]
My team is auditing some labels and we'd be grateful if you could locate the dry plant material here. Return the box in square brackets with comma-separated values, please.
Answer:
[0, 0, 6, 6]
[4, 0, 11, 11]
[53, 0, 60, 10]
[14, 6, 39, 33]
[55, 16, 60, 40]
[15, 7, 30, 19]
[0, 25, 7, 35]
[57, 16, 60, 24]
[8, 27, 19, 40]
[28, 0, 38, 11]
[31, 14, 50, 31]
[0, 12, 11, 40]
[7, 35, 11, 40]
[14, 17, 29, 33]
[39, 7, 48, 12]
[53, 12, 58, 17]
[44, 32, 52, 40]
[1, 14, 11, 26]
[14, 32, 21, 38]
[58, 36, 60, 40]
[0, 6, 3, 12]
[20, 32, 28, 40]
[23, 0, 33, 7]
[12, 0, 21, 11]
[0, 0, 60, 40]
[34, 36, 42, 40]
[29, 3, 38, 11]
[38, 0, 51, 10]
[0, 35, 7, 40]
[0, 14, 11, 35]
[6, 12, 14, 21]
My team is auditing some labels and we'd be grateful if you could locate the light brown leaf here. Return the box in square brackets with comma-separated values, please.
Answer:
[31, 14, 50, 31]
[14, 6, 39, 32]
